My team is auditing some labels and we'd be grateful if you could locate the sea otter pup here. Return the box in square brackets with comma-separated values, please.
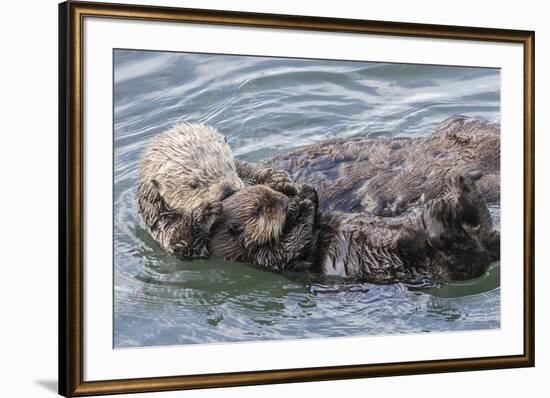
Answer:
[266, 116, 500, 216]
[138, 123, 298, 258]
[208, 185, 317, 270]
[209, 171, 499, 283]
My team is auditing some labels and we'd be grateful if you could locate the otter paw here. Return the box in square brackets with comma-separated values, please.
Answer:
[265, 169, 298, 196]
[286, 196, 314, 223]
[297, 184, 319, 209]
[201, 201, 223, 228]
[297, 198, 315, 220]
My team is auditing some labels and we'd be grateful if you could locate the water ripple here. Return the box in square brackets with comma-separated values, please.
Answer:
[113, 49, 501, 347]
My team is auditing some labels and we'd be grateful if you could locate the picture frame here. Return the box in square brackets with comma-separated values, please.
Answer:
[59, 1, 535, 396]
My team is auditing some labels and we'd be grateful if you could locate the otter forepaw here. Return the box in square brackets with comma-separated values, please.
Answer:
[264, 169, 298, 196]
[297, 184, 319, 213]
[297, 184, 317, 201]
[285, 195, 315, 224]
[297, 198, 315, 220]
[201, 201, 223, 229]
[273, 180, 298, 196]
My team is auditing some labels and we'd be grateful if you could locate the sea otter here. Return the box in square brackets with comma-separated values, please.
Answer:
[138, 123, 297, 258]
[208, 184, 317, 270]
[265, 116, 500, 216]
[208, 171, 500, 283]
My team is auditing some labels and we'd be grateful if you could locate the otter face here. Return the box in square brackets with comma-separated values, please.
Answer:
[221, 185, 289, 248]
[158, 173, 242, 213]
[140, 123, 245, 212]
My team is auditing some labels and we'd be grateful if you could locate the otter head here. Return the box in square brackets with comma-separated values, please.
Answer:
[220, 185, 289, 249]
[140, 123, 244, 212]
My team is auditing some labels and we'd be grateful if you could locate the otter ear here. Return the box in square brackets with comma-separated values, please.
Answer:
[227, 222, 243, 236]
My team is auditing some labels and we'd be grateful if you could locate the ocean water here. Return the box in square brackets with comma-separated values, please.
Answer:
[114, 49, 501, 348]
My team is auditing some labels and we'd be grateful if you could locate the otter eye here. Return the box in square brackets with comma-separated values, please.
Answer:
[253, 207, 262, 217]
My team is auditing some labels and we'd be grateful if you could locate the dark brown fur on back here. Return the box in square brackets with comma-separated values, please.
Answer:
[311, 172, 498, 282]
[265, 116, 500, 216]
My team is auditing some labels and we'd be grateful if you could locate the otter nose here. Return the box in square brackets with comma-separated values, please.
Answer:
[220, 185, 236, 200]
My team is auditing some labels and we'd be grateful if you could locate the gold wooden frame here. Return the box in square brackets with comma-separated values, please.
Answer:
[59, 1, 535, 396]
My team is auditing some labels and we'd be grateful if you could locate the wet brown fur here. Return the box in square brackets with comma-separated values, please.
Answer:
[208, 185, 316, 271]
[138, 123, 298, 258]
[266, 116, 500, 216]
[209, 172, 499, 283]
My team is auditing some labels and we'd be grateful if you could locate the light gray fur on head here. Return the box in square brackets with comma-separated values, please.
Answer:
[139, 123, 244, 212]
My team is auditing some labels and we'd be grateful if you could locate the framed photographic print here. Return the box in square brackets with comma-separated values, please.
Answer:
[59, 1, 535, 396]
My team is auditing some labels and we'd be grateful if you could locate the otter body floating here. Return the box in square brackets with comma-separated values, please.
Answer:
[210, 171, 499, 283]
[266, 116, 500, 216]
